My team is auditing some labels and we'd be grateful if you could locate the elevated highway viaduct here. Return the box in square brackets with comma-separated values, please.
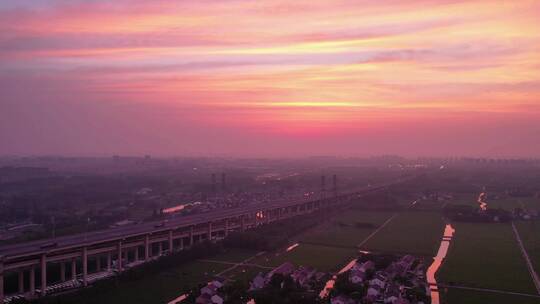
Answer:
[0, 177, 410, 302]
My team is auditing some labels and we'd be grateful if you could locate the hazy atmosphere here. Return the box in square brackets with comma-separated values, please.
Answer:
[2, 0, 540, 157]
[1, 2, 540, 304]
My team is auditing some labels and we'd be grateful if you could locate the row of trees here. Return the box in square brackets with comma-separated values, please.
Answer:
[443, 204, 512, 222]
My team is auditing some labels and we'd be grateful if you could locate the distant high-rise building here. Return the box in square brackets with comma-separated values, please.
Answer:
[211, 173, 217, 193]
[221, 173, 226, 190]
[320, 175, 326, 200]
[332, 174, 337, 195]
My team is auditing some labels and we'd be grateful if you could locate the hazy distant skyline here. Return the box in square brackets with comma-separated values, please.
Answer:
[1, 0, 539, 157]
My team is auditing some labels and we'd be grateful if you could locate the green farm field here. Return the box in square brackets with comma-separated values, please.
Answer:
[438, 222, 537, 294]
[516, 220, 540, 275]
[57, 260, 229, 304]
[441, 288, 540, 304]
[251, 243, 357, 272]
[300, 210, 394, 248]
[361, 211, 445, 256]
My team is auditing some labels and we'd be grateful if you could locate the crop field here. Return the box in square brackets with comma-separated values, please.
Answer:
[516, 220, 540, 274]
[361, 211, 445, 256]
[300, 210, 394, 248]
[60, 260, 229, 304]
[203, 248, 259, 263]
[441, 288, 540, 304]
[221, 264, 268, 283]
[42, 249, 260, 304]
[251, 243, 357, 272]
[438, 222, 537, 294]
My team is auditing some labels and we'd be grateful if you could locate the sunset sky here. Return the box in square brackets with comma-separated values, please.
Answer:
[1, 0, 539, 157]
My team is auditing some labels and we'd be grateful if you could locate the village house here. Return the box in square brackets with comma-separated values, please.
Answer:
[291, 266, 317, 287]
[249, 273, 266, 290]
[331, 295, 356, 304]
[370, 273, 386, 289]
[196, 293, 212, 304]
[367, 284, 383, 297]
[384, 283, 401, 303]
[201, 284, 218, 296]
[210, 294, 224, 304]
[265, 262, 295, 282]
[196, 280, 224, 304]
[349, 269, 366, 284]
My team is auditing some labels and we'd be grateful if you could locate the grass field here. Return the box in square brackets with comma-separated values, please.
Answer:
[202, 248, 259, 263]
[441, 288, 540, 304]
[251, 243, 357, 272]
[53, 248, 259, 304]
[438, 222, 537, 294]
[300, 210, 394, 247]
[67, 260, 229, 304]
[361, 211, 445, 256]
[516, 221, 540, 275]
[221, 264, 267, 283]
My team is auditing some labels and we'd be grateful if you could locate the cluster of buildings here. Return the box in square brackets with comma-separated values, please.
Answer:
[250, 262, 328, 292]
[332, 255, 430, 304]
[195, 280, 225, 304]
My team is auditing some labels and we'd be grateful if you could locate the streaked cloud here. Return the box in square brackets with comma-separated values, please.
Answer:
[1, 0, 539, 156]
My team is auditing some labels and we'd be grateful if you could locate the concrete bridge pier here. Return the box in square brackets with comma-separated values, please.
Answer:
[40, 254, 47, 296]
[117, 241, 123, 272]
[144, 235, 150, 261]
[18, 269, 24, 294]
[168, 231, 174, 253]
[30, 266, 35, 296]
[0, 259, 4, 304]
[82, 247, 88, 286]
[134, 247, 139, 261]
[60, 262, 66, 282]
[107, 252, 112, 271]
[71, 259, 77, 281]
[96, 256, 102, 271]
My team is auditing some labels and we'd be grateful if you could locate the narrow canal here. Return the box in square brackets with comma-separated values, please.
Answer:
[319, 258, 358, 298]
[426, 224, 455, 304]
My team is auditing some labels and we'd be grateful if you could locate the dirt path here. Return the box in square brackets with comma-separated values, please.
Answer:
[198, 259, 274, 271]
[357, 213, 398, 248]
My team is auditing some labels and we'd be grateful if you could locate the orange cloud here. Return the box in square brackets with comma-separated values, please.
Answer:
[1, 0, 539, 143]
